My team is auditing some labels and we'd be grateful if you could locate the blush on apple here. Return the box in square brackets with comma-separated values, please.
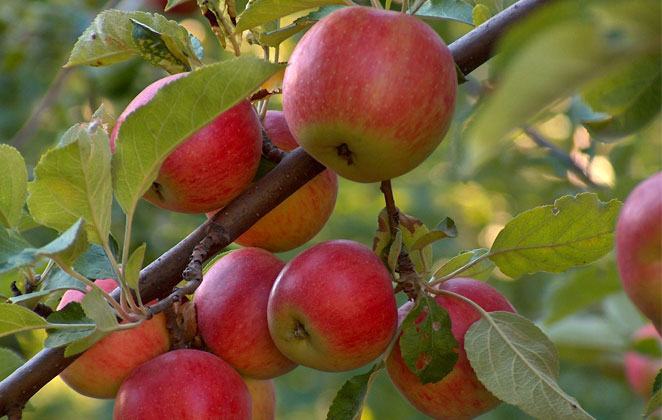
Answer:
[386, 277, 516, 420]
[113, 349, 251, 420]
[110, 73, 262, 214]
[616, 172, 662, 333]
[624, 323, 662, 400]
[230, 110, 338, 252]
[58, 279, 170, 399]
[267, 239, 398, 372]
[282, 6, 457, 183]
[194, 248, 297, 379]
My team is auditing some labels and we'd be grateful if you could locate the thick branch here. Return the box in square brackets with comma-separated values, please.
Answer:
[0, 0, 552, 414]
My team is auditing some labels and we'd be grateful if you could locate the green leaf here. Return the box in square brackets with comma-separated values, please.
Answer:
[0, 219, 88, 274]
[256, 5, 343, 47]
[465, 311, 595, 420]
[432, 248, 494, 281]
[17, 211, 39, 233]
[544, 264, 621, 325]
[0, 348, 25, 382]
[0, 227, 33, 274]
[0, 144, 28, 230]
[65, 10, 202, 68]
[645, 371, 662, 418]
[373, 209, 433, 275]
[490, 193, 621, 279]
[125, 243, 146, 291]
[400, 294, 458, 384]
[10, 288, 84, 307]
[410, 217, 457, 251]
[0, 303, 49, 338]
[70, 243, 117, 280]
[631, 337, 662, 359]
[472, 4, 491, 26]
[387, 230, 402, 273]
[112, 57, 283, 215]
[326, 362, 384, 420]
[463, 0, 661, 171]
[27, 122, 112, 245]
[235, 0, 345, 33]
[584, 74, 661, 142]
[415, 0, 474, 25]
[44, 302, 95, 348]
[131, 19, 196, 74]
[81, 286, 118, 332]
[64, 329, 107, 357]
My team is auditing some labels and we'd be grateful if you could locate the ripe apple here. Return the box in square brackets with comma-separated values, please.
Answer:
[110, 73, 262, 214]
[113, 349, 252, 420]
[386, 277, 517, 420]
[243, 377, 276, 420]
[229, 110, 338, 252]
[616, 172, 662, 333]
[194, 247, 297, 378]
[58, 279, 170, 399]
[282, 6, 457, 183]
[267, 239, 397, 371]
[624, 323, 662, 399]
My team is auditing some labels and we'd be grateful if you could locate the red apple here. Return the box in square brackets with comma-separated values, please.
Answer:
[243, 377, 276, 420]
[386, 277, 517, 420]
[231, 110, 338, 252]
[267, 239, 397, 371]
[113, 349, 252, 420]
[282, 6, 457, 183]
[194, 248, 297, 378]
[616, 172, 662, 333]
[58, 279, 170, 399]
[110, 73, 262, 214]
[625, 324, 662, 399]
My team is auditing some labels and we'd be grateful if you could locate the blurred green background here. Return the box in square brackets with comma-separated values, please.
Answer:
[1, 0, 660, 419]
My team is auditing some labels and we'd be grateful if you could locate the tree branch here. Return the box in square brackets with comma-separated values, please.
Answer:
[0, 0, 552, 414]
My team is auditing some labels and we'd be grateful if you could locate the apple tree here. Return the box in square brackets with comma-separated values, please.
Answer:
[0, 0, 660, 419]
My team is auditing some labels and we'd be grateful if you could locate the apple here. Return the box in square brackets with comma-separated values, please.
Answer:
[386, 277, 517, 420]
[267, 239, 397, 371]
[616, 172, 662, 333]
[229, 110, 338, 252]
[110, 73, 262, 214]
[58, 279, 170, 399]
[243, 378, 276, 420]
[624, 324, 662, 399]
[194, 247, 297, 378]
[113, 349, 252, 420]
[282, 6, 457, 183]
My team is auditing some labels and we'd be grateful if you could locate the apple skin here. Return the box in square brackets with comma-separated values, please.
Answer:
[110, 73, 262, 214]
[231, 110, 338, 252]
[616, 172, 662, 333]
[282, 6, 457, 183]
[624, 324, 662, 399]
[57, 279, 170, 399]
[194, 248, 297, 378]
[267, 239, 397, 372]
[243, 377, 277, 420]
[113, 349, 252, 420]
[386, 277, 517, 420]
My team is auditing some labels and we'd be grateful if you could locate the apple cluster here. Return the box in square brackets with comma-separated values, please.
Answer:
[63, 5, 528, 420]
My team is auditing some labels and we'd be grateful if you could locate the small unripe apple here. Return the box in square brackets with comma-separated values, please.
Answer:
[243, 377, 276, 420]
[624, 324, 662, 399]
[110, 73, 262, 214]
[267, 239, 398, 372]
[231, 110, 338, 252]
[282, 6, 457, 183]
[386, 277, 517, 420]
[58, 279, 170, 399]
[194, 248, 297, 378]
[113, 349, 252, 420]
[616, 172, 662, 333]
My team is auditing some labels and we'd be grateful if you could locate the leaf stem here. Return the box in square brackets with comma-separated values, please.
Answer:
[429, 252, 494, 285]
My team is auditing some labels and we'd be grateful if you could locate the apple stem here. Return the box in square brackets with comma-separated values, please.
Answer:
[401, 0, 410, 13]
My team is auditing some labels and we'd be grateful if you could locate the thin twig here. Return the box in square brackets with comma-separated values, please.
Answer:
[523, 127, 602, 189]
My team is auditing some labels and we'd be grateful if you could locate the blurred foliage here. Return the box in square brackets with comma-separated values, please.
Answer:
[1, 0, 660, 419]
